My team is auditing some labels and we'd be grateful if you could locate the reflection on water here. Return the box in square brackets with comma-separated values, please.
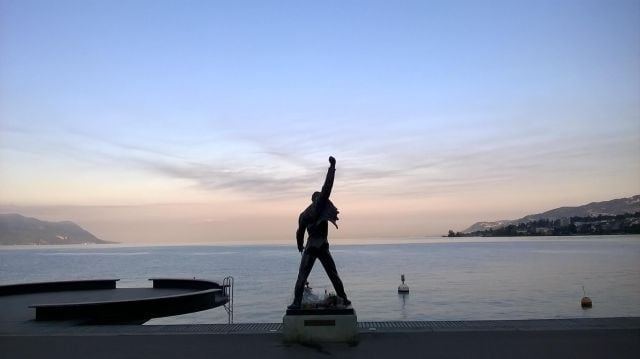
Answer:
[399, 293, 409, 320]
[1, 236, 639, 324]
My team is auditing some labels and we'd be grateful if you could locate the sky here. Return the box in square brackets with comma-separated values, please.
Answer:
[0, 0, 639, 244]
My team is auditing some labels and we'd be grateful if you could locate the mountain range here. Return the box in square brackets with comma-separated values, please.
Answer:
[463, 195, 640, 233]
[0, 213, 111, 245]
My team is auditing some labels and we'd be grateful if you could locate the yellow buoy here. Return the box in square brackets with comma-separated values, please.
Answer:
[581, 286, 592, 308]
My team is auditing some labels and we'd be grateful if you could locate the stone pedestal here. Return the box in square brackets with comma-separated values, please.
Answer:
[282, 307, 357, 343]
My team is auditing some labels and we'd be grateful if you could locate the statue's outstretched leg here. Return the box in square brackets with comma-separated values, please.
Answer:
[317, 244, 350, 305]
[288, 249, 317, 309]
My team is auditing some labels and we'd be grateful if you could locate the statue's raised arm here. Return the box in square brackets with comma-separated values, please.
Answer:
[315, 156, 336, 212]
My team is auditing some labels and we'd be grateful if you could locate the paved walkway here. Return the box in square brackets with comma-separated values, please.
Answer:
[2, 290, 638, 359]
[1, 318, 639, 358]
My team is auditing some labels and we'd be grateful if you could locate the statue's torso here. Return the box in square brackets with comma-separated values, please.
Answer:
[301, 206, 329, 249]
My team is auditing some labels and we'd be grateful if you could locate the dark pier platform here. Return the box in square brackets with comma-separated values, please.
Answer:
[0, 278, 228, 326]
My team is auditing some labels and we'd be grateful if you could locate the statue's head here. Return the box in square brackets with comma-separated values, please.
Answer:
[311, 191, 321, 202]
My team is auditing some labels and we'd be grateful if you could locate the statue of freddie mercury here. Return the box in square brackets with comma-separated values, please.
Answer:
[288, 156, 350, 309]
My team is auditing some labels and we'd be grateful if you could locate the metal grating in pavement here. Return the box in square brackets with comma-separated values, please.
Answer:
[2, 317, 639, 336]
[358, 318, 640, 332]
[141, 323, 283, 334]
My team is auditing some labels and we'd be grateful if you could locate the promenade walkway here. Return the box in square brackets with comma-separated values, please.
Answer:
[2, 317, 639, 358]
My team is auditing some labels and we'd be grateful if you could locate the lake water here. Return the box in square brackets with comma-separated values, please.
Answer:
[1, 236, 639, 324]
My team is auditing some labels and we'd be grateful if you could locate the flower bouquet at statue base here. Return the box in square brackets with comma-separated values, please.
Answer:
[301, 286, 348, 309]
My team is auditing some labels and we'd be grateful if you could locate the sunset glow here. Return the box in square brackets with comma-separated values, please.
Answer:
[1, 0, 638, 243]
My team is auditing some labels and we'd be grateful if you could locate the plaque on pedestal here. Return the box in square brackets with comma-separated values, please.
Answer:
[283, 306, 357, 343]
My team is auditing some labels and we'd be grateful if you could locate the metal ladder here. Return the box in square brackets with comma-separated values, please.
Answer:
[223, 276, 234, 324]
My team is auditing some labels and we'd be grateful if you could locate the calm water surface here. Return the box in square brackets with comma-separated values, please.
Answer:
[1, 236, 639, 324]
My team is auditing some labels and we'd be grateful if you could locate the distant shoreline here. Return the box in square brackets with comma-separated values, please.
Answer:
[451, 212, 640, 238]
[2, 234, 640, 248]
[444, 233, 640, 238]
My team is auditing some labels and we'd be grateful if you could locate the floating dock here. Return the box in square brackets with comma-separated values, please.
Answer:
[0, 278, 229, 325]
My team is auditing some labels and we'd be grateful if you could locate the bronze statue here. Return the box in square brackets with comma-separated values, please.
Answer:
[288, 156, 350, 309]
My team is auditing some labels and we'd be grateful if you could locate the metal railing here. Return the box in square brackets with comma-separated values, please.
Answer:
[223, 276, 234, 324]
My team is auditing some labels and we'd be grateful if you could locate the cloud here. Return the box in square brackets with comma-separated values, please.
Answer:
[121, 155, 320, 199]
[125, 136, 629, 197]
[3, 117, 638, 202]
